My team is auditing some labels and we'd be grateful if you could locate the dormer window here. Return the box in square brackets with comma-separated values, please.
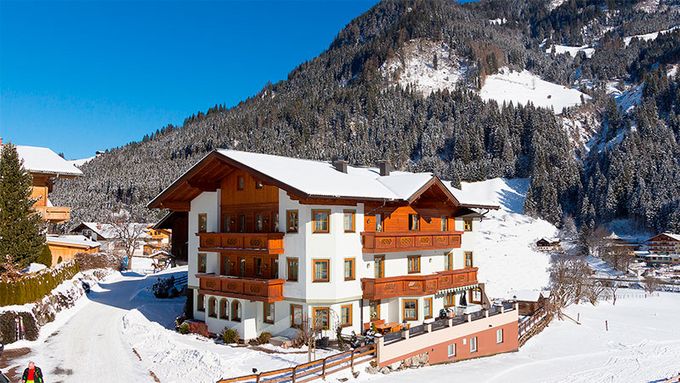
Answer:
[237, 176, 245, 190]
[408, 214, 419, 231]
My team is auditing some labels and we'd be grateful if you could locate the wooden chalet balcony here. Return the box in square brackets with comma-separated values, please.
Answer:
[361, 267, 478, 300]
[197, 273, 285, 303]
[361, 231, 462, 253]
[35, 206, 71, 223]
[198, 232, 284, 255]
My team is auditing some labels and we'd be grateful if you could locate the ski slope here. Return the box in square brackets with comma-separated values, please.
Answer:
[458, 178, 555, 298]
[481, 68, 589, 114]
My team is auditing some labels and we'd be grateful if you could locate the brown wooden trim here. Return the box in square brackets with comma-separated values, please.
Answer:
[424, 297, 433, 319]
[362, 231, 463, 253]
[407, 255, 421, 274]
[312, 307, 330, 330]
[312, 259, 330, 282]
[361, 267, 478, 300]
[343, 209, 356, 233]
[463, 218, 473, 231]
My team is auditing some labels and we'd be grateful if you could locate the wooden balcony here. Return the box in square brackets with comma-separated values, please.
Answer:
[198, 232, 284, 255]
[197, 273, 285, 303]
[35, 206, 71, 223]
[361, 231, 462, 253]
[361, 267, 478, 300]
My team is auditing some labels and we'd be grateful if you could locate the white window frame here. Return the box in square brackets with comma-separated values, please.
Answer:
[470, 336, 478, 353]
[447, 343, 456, 357]
[496, 328, 503, 344]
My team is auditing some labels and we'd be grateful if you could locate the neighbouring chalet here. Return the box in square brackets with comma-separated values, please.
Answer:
[70, 221, 158, 256]
[642, 233, 680, 265]
[508, 290, 549, 317]
[153, 211, 188, 263]
[149, 149, 519, 364]
[535, 237, 560, 252]
[603, 233, 639, 256]
[8, 143, 98, 265]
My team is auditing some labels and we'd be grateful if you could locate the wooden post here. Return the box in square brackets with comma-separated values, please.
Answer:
[322, 358, 326, 380]
[605, 320, 608, 331]
[291, 366, 296, 383]
[577, 313, 580, 322]
[350, 349, 355, 374]
[256, 373, 261, 383]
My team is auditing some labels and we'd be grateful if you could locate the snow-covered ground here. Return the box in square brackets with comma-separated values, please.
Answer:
[349, 291, 680, 383]
[67, 155, 95, 167]
[381, 38, 466, 96]
[546, 44, 595, 58]
[480, 68, 589, 114]
[623, 26, 679, 45]
[458, 178, 556, 298]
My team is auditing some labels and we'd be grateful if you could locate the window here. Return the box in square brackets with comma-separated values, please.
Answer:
[291, 304, 303, 328]
[197, 293, 205, 312]
[312, 210, 330, 233]
[271, 258, 279, 279]
[312, 307, 330, 330]
[287, 257, 299, 282]
[447, 343, 456, 357]
[445, 252, 453, 271]
[208, 297, 217, 318]
[343, 210, 355, 232]
[424, 297, 433, 319]
[402, 299, 418, 321]
[255, 179, 264, 189]
[222, 215, 232, 232]
[375, 214, 383, 232]
[408, 214, 420, 231]
[238, 215, 246, 232]
[238, 257, 246, 276]
[255, 257, 263, 276]
[256, 214, 264, 232]
[231, 301, 242, 322]
[407, 255, 421, 274]
[286, 210, 299, 233]
[198, 253, 207, 273]
[374, 256, 385, 278]
[496, 329, 504, 344]
[344, 258, 355, 281]
[465, 252, 474, 268]
[444, 292, 455, 308]
[470, 336, 478, 353]
[313, 259, 330, 282]
[237, 176, 245, 190]
[464, 218, 473, 232]
[472, 289, 482, 304]
[219, 299, 229, 319]
[198, 213, 208, 233]
[441, 216, 448, 231]
[369, 300, 381, 320]
[340, 304, 352, 327]
[220, 255, 230, 276]
[264, 302, 274, 324]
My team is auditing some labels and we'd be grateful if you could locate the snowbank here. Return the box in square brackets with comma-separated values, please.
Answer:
[480, 68, 589, 114]
[457, 178, 556, 298]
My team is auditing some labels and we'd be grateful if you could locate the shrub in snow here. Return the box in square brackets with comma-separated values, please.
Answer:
[222, 327, 240, 344]
[177, 322, 190, 335]
[0, 261, 80, 306]
[256, 331, 272, 345]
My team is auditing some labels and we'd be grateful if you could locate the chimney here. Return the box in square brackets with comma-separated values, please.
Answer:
[333, 159, 348, 173]
[378, 160, 391, 176]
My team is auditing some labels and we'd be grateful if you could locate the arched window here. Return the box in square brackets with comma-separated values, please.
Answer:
[208, 297, 217, 318]
[231, 300, 242, 322]
[219, 298, 229, 320]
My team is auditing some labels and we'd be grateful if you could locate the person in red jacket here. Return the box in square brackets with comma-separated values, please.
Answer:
[21, 361, 43, 383]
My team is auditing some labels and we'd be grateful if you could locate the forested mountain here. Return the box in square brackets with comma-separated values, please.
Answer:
[53, 0, 680, 234]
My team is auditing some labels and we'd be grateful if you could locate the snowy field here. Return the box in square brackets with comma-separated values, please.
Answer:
[458, 178, 556, 298]
[347, 291, 680, 383]
[546, 44, 595, 58]
[481, 68, 589, 114]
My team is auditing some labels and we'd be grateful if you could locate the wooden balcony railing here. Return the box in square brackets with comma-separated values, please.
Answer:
[361, 267, 478, 300]
[198, 232, 284, 255]
[197, 273, 285, 303]
[361, 231, 462, 253]
[35, 206, 71, 223]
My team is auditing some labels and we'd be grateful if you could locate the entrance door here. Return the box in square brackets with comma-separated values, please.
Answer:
[369, 300, 381, 321]
[374, 256, 385, 278]
[271, 258, 279, 279]
[238, 257, 246, 277]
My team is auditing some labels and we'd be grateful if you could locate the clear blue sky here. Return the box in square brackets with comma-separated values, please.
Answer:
[0, 0, 378, 159]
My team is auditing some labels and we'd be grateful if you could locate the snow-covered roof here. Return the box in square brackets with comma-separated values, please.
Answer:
[538, 237, 560, 243]
[663, 232, 680, 241]
[507, 289, 547, 302]
[151, 149, 499, 209]
[46, 234, 101, 249]
[13, 145, 83, 177]
[72, 222, 151, 240]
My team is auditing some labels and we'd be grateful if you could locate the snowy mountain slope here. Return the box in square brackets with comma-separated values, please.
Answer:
[380, 39, 466, 96]
[546, 44, 595, 58]
[623, 25, 679, 45]
[458, 178, 556, 299]
[67, 156, 95, 167]
[480, 68, 590, 114]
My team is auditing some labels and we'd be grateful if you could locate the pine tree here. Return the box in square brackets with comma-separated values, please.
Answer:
[0, 143, 45, 273]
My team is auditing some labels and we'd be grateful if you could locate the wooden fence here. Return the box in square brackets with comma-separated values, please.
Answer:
[518, 307, 552, 347]
[217, 345, 376, 383]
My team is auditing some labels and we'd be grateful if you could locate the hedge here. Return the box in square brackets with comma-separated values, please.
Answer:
[0, 261, 80, 306]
